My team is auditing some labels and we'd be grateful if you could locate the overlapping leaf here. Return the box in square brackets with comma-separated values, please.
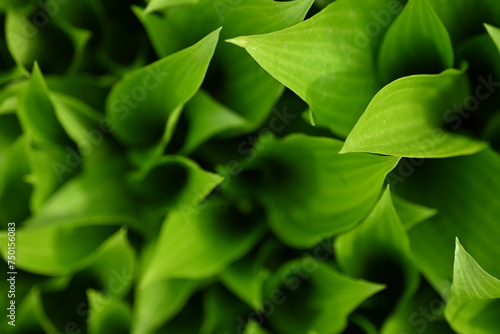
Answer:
[231, 133, 399, 248]
[141, 200, 266, 285]
[341, 69, 488, 158]
[228, 0, 401, 137]
[445, 240, 500, 333]
[264, 259, 385, 334]
[377, 0, 454, 83]
[106, 28, 220, 148]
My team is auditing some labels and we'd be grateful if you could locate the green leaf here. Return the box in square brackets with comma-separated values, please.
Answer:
[136, 0, 313, 133]
[145, 0, 200, 13]
[127, 155, 224, 221]
[428, 0, 500, 44]
[83, 228, 136, 298]
[217, 0, 314, 131]
[445, 239, 500, 333]
[244, 320, 272, 334]
[200, 284, 251, 334]
[266, 259, 385, 334]
[22, 157, 140, 230]
[0, 113, 21, 154]
[87, 289, 132, 334]
[181, 90, 248, 154]
[17, 63, 70, 147]
[227, 0, 402, 137]
[232, 133, 399, 248]
[380, 280, 454, 334]
[395, 149, 500, 295]
[219, 244, 271, 310]
[49, 92, 103, 152]
[132, 278, 201, 334]
[0, 135, 32, 223]
[341, 69, 488, 158]
[132, 3, 220, 59]
[141, 200, 266, 285]
[485, 23, 500, 54]
[5, 10, 82, 74]
[26, 142, 76, 213]
[335, 187, 420, 330]
[106, 28, 220, 148]
[377, 0, 453, 83]
[335, 187, 416, 279]
[392, 193, 437, 230]
[0, 224, 117, 275]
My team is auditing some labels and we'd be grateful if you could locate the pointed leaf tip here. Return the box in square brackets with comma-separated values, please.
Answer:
[226, 37, 248, 48]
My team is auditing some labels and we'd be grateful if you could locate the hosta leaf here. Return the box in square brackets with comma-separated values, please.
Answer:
[227, 0, 401, 137]
[350, 314, 379, 334]
[155, 294, 205, 333]
[106, 28, 220, 147]
[17, 63, 70, 147]
[5, 10, 80, 74]
[0, 288, 47, 333]
[0, 113, 21, 154]
[428, 0, 500, 44]
[0, 225, 117, 275]
[181, 90, 248, 154]
[395, 148, 500, 295]
[21, 153, 142, 235]
[26, 143, 77, 212]
[335, 187, 419, 325]
[266, 259, 385, 334]
[381, 280, 454, 334]
[485, 23, 500, 53]
[133, 279, 200, 334]
[201, 285, 251, 334]
[231, 133, 399, 248]
[217, 0, 314, 131]
[341, 69, 488, 158]
[0, 79, 28, 115]
[136, 0, 313, 133]
[392, 193, 437, 230]
[87, 289, 132, 334]
[141, 200, 266, 285]
[49, 92, 103, 152]
[127, 155, 224, 220]
[244, 320, 272, 334]
[83, 228, 135, 298]
[0, 135, 32, 223]
[219, 244, 271, 310]
[145, 0, 200, 13]
[445, 239, 500, 333]
[377, 0, 453, 83]
[335, 187, 416, 280]
[132, 3, 220, 59]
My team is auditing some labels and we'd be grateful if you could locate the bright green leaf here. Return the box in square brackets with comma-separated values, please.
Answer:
[17, 63, 70, 147]
[133, 279, 200, 334]
[231, 133, 399, 248]
[141, 200, 266, 285]
[227, 0, 402, 137]
[106, 28, 220, 147]
[377, 0, 453, 83]
[181, 90, 248, 154]
[341, 69, 488, 158]
[0, 225, 117, 275]
[485, 23, 500, 54]
[445, 239, 500, 333]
